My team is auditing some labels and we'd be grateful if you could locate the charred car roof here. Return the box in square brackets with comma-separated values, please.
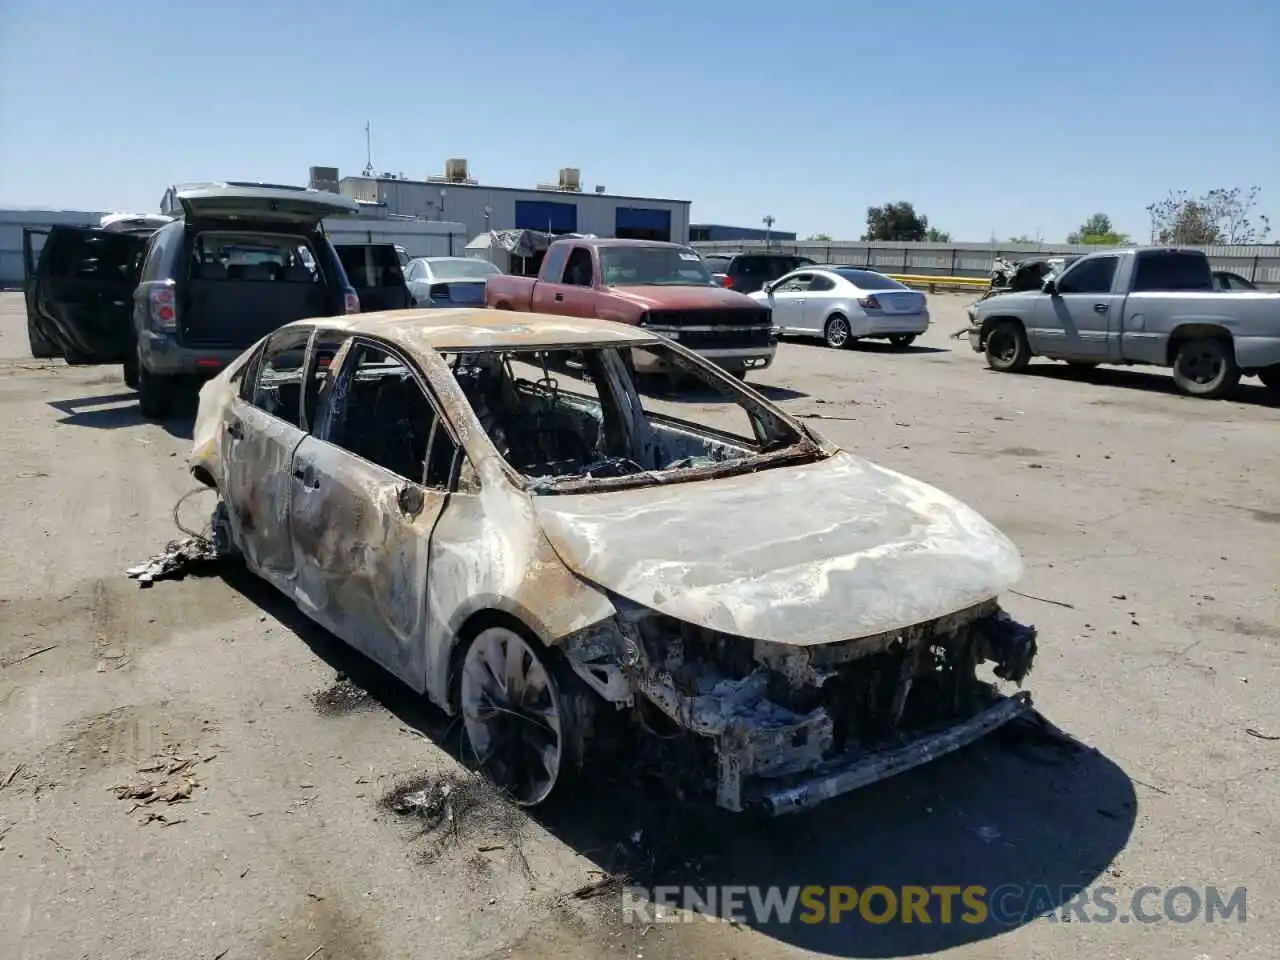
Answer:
[279, 307, 661, 351]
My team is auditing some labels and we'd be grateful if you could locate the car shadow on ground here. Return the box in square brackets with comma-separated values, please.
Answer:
[47, 391, 196, 438]
[780, 336, 950, 356]
[217, 567, 1134, 958]
[1014, 364, 1278, 408]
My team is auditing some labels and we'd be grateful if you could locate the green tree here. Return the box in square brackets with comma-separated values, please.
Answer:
[806, 233, 833, 241]
[1146, 187, 1271, 245]
[1067, 213, 1130, 245]
[1007, 234, 1034, 243]
[924, 227, 952, 242]
[863, 201, 930, 242]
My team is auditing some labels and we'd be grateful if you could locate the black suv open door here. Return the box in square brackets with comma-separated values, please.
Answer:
[24, 225, 147, 363]
[334, 243, 412, 313]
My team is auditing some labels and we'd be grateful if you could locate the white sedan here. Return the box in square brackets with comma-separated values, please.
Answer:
[404, 256, 503, 308]
[750, 266, 930, 349]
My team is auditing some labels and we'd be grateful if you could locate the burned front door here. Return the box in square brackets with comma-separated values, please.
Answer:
[24, 226, 145, 363]
[288, 338, 454, 691]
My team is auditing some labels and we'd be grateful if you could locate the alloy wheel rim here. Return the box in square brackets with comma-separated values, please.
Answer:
[460, 628, 564, 806]
[829, 319, 850, 346]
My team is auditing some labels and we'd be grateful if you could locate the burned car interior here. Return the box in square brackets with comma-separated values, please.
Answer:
[444, 344, 817, 491]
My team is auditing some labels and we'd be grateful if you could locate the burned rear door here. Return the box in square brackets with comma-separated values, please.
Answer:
[288, 339, 455, 691]
[25, 226, 145, 363]
[221, 325, 315, 590]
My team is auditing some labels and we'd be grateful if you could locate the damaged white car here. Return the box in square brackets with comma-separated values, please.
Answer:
[190, 309, 1039, 814]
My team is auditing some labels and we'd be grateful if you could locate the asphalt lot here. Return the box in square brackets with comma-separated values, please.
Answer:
[0, 291, 1276, 960]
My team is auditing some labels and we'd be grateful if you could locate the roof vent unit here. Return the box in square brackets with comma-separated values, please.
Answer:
[559, 168, 581, 192]
[429, 158, 478, 185]
[309, 166, 340, 193]
[594, 185, 606, 194]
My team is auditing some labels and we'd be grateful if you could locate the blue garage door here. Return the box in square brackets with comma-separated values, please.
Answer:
[615, 207, 672, 241]
[515, 200, 578, 234]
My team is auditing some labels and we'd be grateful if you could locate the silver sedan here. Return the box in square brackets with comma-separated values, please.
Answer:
[404, 256, 503, 308]
[750, 266, 930, 349]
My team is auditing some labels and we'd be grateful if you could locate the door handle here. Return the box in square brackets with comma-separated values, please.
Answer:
[226, 419, 244, 439]
[1093, 303, 1109, 313]
[291, 466, 320, 490]
[554, 293, 565, 302]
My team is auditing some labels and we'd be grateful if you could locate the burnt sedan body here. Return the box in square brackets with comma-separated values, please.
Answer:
[190, 308, 1039, 814]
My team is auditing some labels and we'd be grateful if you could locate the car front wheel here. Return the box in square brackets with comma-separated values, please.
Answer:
[985, 321, 1032, 373]
[459, 626, 586, 807]
[1257, 366, 1280, 394]
[824, 315, 852, 349]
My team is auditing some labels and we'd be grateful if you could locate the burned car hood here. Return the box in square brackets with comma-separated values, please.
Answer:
[533, 452, 1023, 646]
[606, 285, 761, 311]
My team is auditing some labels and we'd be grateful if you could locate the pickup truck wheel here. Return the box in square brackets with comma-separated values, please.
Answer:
[888, 333, 917, 349]
[1258, 366, 1280, 393]
[824, 315, 852, 349]
[985, 321, 1031, 373]
[1172, 337, 1239, 399]
[137, 365, 174, 419]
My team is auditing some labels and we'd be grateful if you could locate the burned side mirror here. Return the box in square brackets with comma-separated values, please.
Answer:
[1042, 279, 1058, 295]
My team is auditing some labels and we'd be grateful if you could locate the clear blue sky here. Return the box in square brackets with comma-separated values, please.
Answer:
[1, 0, 1276, 243]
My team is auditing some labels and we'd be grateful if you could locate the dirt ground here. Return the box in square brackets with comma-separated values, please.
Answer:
[0, 291, 1276, 960]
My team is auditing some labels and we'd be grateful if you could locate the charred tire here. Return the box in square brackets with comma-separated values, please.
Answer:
[1171, 336, 1239, 399]
[1258, 366, 1280, 393]
[137, 365, 174, 419]
[824, 315, 853, 349]
[458, 625, 589, 808]
[985, 321, 1032, 373]
[122, 351, 139, 390]
[888, 333, 917, 349]
[27, 318, 60, 359]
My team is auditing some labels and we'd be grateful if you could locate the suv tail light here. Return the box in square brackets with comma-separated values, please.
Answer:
[857, 295, 882, 310]
[149, 286, 177, 331]
[721, 275, 734, 288]
[344, 291, 361, 314]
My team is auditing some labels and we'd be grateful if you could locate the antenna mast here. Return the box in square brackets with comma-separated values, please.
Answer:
[363, 121, 375, 177]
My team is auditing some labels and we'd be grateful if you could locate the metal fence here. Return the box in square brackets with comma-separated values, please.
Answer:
[689, 239, 1280, 287]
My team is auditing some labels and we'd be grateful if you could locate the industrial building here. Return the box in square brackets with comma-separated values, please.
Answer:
[689, 223, 797, 243]
[313, 161, 692, 245]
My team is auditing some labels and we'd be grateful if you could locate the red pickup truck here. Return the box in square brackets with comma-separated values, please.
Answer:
[484, 238, 776, 379]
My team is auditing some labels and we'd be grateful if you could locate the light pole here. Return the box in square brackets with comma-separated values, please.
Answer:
[436, 189, 451, 253]
[763, 214, 775, 249]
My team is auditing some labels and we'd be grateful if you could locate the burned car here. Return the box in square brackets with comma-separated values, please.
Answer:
[190, 309, 1039, 814]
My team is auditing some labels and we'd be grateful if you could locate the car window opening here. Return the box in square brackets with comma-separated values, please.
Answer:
[443, 343, 819, 492]
[316, 344, 457, 488]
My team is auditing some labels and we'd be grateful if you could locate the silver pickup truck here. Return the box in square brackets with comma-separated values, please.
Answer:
[966, 247, 1280, 398]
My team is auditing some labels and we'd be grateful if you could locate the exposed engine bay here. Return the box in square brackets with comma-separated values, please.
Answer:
[562, 598, 1039, 814]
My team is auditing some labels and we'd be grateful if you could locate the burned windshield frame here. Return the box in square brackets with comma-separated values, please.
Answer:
[438, 342, 817, 493]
